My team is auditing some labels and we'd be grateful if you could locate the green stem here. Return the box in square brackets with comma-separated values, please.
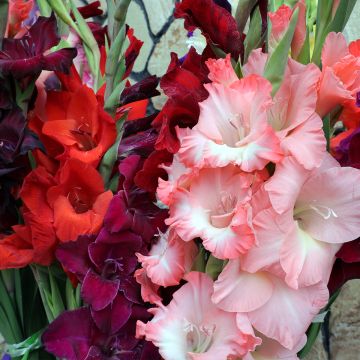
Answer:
[30, 266, 55, 323]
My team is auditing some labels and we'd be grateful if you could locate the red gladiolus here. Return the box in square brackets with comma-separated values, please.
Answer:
[31, 81, 117, 167]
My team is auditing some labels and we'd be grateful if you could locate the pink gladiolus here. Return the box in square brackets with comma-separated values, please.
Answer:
[212, 260, 328, 350]
[165, 165, 255, 259]
[137, 272, 261, 359]
[177, 73, 283, 172]
[247, 155, 360, 288]
[316, 32, 360, 117]
[136, 229, 198, 287]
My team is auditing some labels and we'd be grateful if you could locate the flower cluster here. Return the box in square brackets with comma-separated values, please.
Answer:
[42, 156, 166, 359]
[136, 3, 360, 359]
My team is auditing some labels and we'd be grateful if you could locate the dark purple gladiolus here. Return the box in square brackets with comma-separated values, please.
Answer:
[120, 76, 160, 106]
[0, 14, 77, 79]
[42, 306, 161, 360]
[335, 126, 360, 168]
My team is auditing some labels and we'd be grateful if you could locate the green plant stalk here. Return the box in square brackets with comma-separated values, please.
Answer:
[112, 0, 132, 41]
[0, 272, 23, 343]
[30, 266, 55, 323]
[235, 0, 257, 34]
[264, 7, 299, 96]
[104, 23, 126, 104]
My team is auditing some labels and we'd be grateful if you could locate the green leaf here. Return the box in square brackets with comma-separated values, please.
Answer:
[244, 6, 263, 62]
[0, 0, 9, 46]
[99, 114, 127, 185]
[264, 8, 299, 96]
[14, 270, 24, 330]
[65, 278, 81, 310]
[69, 0, 101, 90]
[234, 0, 257, 34]
[205, 255, 224, 280]
[312, 0, 357, 65]
[295, 27, 310, 64]
[47, 0, 77, 28]
[191, 245, 206, 273]
[0, 272, 23, 343]
[323, 115, 330, 151]
[6, 329, 42, 357]
[49, 268, 65, 318]
[112, 0, 132, 40]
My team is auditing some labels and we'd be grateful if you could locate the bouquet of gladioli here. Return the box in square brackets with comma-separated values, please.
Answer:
[0, 0, 360, 359]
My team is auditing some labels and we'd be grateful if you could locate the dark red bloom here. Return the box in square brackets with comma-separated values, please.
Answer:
[152, 49, 209, 153]
[174, 0, 243, 59]
[335, 127, 360, 169]
[120, 76, 160, 106]
[0, 14, 77, 79]
[42, 306, 160, 360]
[124, 28, 143, 79]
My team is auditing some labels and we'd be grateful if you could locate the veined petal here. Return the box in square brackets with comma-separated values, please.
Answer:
[296, 166, 360, 244]
[280, 221, 339, 288]
[248, 277, 328, 350]
[265, 157, 310, 214]
[212, 260, 274, 313]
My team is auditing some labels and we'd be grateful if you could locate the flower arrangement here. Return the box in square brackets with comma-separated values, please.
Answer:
[0, 0, 360, 359]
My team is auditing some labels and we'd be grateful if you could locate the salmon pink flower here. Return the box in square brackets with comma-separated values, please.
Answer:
[249, 155, 360, 288]
[137, 272, 260, 359]
[166, 165, 255, 259]
[243, 49, 326, 170]
[268, 1, 306, 58]
[178, 74, 283, 172]
[316, 32, 360, 118]
[212, 260, 328, 350]
[136, 228, 198, 287]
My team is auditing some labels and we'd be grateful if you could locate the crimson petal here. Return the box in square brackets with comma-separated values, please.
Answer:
[81, 269, 120, 310]
[91, 293, 132, 334]
[174, 0, 243, 59]
[42, 307, 93, 360]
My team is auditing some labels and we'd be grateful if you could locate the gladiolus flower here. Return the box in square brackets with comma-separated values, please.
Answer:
[248, 155, 360, 288]
[177, 74, 283, 172]
[39, 83, 116, 167]
[212, 260, 328, 350]
[166, 165, 255, 259]
[136, 229, 198, 287]
[137, 272, 260, 359]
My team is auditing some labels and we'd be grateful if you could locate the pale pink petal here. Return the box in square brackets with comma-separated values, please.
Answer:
[178, 75, 283, 172]
[296, 166, 360, 244]
[241, 208, 283, 273]
[248, 277, 328, 350]
[134, 268, 162, 305]
[179, 126, 283, 172]
[321, 32, 349, 68]
[270, 63, 321, 133]
[268, 5, 292, 52]
[139, 272, 257, 359]
[157, 154, 195, 206]
[243, 49, 268, 76]
[206, 54, 239, 86]
[280, 113, 326, 170]
[264, 157, 310, 214]
[316, 66, 353, 117]
[243, 332, 306, 359]
[292, 0, 306, 58]
[280, 220, 339, 288]
[212, 260, 274, 312]
[137, 229, 198, 287]
[166, 167, 256, 259]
